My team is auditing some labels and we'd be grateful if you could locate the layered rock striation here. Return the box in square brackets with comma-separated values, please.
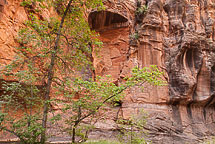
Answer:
[89, 0, 215, 143]
[1, 0, 215, 143]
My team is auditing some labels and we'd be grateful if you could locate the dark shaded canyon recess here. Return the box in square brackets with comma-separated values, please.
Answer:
[88, 11, 128, 31]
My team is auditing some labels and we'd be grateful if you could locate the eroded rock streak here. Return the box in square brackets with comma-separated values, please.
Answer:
[1, 0, 215, 143]
[90, 0, 215, 143]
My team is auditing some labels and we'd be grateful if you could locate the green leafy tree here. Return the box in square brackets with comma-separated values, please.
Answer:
[0, 81, 44, 144]
[0, 0, 166, 143]
[117, 109, 150, 144]
[0, 0, 103, 143]
[57, 65, 165, 143]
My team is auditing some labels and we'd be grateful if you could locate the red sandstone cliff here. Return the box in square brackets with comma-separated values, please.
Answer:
[1, 0, 215, 143]
[89, 0, 215, 143]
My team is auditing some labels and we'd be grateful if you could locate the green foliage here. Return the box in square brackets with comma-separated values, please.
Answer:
[201, 137, 215, 144]
[0, 0, 104, 143]
[130, 32, 139, 40]
[135, 0, 147, 19]
[55, 75, 126, 142]
[2, 114, 44, 144]
[0, 0, 165, 143]
[20, 0, 33, 7]
[0, 81, 44, 143]
[20, 0, 46, 12]
[117, 109, 150, 144]
[1, 82, 42, 108]
[0, 65, 44, 143]
[136, 5, 147, 15]
[84, 140, 122, 144]
[57, 65, 165, 143]
[125, 65, 166, 87]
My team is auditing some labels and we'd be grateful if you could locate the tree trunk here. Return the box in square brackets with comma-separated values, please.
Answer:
[72, 126, 76, 143]
[72, 121, 80, 143]
[40, 0, 73, 143]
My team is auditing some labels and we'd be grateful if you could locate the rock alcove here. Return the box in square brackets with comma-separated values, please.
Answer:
[88, 10, 130, 80]
[0, 0, 7, 13]
[88, 10, 129, 31]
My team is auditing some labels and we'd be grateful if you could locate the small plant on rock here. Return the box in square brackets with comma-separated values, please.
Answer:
[130, 32, 139, 40]
[117, 109, 150, 144]
[135, 0, 147, 16]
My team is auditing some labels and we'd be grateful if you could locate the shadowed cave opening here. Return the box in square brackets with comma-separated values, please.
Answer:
[185, 48, 202, 72]
[88, 11, 128, 31]
[169, 44, 203, 101]
[0, 0, 7, 13]
[0, 5, 3, 13]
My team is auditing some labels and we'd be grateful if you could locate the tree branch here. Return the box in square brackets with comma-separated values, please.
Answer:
[79, 86, 128, 122]
[0, 126, 21, 140]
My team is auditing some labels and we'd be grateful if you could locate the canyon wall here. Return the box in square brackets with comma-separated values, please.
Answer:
[1, 0, 215, 143]
[89, 0, 215, 143]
